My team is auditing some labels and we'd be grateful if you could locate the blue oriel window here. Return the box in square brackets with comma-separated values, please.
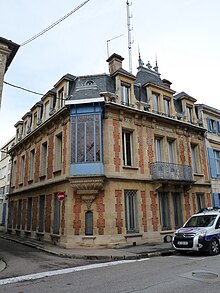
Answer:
[71, 114, 102, 164]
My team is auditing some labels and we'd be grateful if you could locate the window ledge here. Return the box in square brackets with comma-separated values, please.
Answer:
[125, 233, 142, 238]
[50, 234, 61, 238]
[82, 236, 96, 240]
[39, 174, 46, 179]
[123, 166, 139, 170]
[160, 230, 175, 235]
[28, 179, 33, 184]
[194, 173, 204, 177]
[24, 230, 31, 234]
[53, 169, 61, 174]
[18, 182, 23, 186]
[36, 231, 44, 236]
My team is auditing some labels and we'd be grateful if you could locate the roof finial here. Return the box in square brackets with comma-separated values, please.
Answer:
[146, 61, 152, 70]
[153, 53, 159, 72]
[138, 45, 144, 67]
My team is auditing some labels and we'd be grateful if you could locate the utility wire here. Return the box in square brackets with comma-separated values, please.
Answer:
[4, 81, 43, 96]
[20, 0, 91, 46]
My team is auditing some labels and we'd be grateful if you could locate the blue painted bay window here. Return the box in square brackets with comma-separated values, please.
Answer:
[70, 104, 104, 175]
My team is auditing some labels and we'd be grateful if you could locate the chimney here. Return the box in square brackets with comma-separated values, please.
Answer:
[106, 53, 124, 75]
[162, 79, 172, 89]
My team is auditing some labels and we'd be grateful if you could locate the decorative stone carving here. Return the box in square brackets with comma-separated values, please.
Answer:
[69, 177, 105, 210]
[69, 177, 105, 191]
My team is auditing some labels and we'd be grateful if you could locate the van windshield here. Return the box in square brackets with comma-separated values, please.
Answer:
[184, 215, 217, 227]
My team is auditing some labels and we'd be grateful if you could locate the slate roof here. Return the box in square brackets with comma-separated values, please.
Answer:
[68, 74, 115, 101]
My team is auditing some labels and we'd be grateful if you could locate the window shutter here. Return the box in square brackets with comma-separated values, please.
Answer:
[213, 193, 219, 207]
[207, 148, 217, 178]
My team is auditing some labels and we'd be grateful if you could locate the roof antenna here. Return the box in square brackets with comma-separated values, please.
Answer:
[106, 34, 124, 58]
[126, 0, 133, 73]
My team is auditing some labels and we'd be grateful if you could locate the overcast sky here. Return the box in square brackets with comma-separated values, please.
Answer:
[1, 0, 220, 147]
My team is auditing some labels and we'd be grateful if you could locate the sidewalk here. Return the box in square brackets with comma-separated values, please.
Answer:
[0, 232, 175, 262]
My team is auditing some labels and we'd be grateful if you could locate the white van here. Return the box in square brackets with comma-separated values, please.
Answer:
[172, 207, 220, 255]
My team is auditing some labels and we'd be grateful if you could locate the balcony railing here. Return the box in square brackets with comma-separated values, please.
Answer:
[150, 162, 193, 182]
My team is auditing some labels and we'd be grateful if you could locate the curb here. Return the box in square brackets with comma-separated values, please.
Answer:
[0, 234, 175, 261]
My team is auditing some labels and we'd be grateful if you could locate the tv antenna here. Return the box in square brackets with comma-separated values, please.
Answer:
[126, 0, 133, 73]
[106, 34, 124, 58]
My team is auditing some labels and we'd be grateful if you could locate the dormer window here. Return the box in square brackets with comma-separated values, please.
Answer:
[45, 101, 50, 120]
[33, 112, 38, 129]
[58, 88, 64, 109]
[152, 93, 159, 113]
[163, 97, 170, 116]
[121, 83, 130, 106]
[186, 105, 193, 123]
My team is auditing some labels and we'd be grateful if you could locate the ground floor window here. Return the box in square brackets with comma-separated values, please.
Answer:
[85, 211, 93, 235]
[196, 193, 205, 212]
[27, 198, 32, 231]
[159, 192, 183, 230]
[172, 193, 183, 228]
[39, 195, 45, 232]
[124, 190, 139, 233]
[17, 199, 22, 230]
[8, 201, 14, 228]
[53, 193, 60, 234]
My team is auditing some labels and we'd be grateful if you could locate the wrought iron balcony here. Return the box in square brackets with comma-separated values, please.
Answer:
[150, 162, 193, 182]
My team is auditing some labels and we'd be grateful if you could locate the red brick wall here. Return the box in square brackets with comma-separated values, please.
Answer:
[47, 133, 54, 179]
[96, 191, 105, 235]
[201, 144, 208, 180]
[61, 200, 65, 235]
[32, 197, 38, 231]
[141, 191, 147, 232]
[207, 193, 211, 206]
[113, 120, 121, 172]
[22, 198, 27, 230]
[115, 190, 123, 234]
[138, 126, 144, 174]
[184, 193, 190, 220]
[150, 191, 158, 231]
[73, 192, 81, 235]
[45, 194, 52, 233]
[146, 127, 154, 168]
[179, 137, 186, 164]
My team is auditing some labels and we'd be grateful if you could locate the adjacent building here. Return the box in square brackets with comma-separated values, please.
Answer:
[0, 36, 19, 108]
[0, 136, 15, 230]
[196, 104, 220, 207]
[7, 53, 211, 248]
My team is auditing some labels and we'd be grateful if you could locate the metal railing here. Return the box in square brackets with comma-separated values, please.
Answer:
[150, 162, 193, 182]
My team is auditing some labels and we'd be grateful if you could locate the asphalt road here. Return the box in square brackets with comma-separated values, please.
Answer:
[1, 238, 220, 292]
[0, 238, 95, 279]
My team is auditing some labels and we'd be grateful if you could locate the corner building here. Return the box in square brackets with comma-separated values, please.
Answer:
[8, 53, 211, 248]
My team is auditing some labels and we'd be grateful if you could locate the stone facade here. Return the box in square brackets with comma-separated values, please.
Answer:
[7, 54, 211, 248]
[0, 37, 19, 108]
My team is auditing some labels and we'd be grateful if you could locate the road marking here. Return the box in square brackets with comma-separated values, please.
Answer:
[0, 258, 149, 286]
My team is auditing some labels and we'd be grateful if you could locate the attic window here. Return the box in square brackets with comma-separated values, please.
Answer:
[85, 80, 95, 86]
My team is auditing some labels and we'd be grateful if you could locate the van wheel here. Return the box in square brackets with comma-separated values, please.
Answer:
[209, 238, 220, 255]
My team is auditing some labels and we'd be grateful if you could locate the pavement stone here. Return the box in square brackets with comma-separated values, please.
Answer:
[0, 232, 175, 263]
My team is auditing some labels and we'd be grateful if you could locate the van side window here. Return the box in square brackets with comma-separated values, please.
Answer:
[215, 217, 220, 229]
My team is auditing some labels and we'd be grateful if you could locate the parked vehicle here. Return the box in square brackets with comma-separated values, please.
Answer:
[172, 207, 220, 255]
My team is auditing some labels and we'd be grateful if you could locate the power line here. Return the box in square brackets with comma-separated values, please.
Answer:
[20, 0, 91, 46]
[4, 81, 43, 96]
